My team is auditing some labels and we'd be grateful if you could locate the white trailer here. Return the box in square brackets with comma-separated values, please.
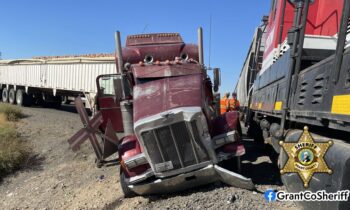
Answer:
[0, 57, 117, 109]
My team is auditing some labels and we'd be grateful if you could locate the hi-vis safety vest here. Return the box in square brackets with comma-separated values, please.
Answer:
[220, 96, 229, 114]
[229, 98, 240, 111]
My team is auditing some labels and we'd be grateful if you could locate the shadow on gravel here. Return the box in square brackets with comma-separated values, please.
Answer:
[18, 113, 31, 119]
[59, 104, 92, 115]
[0, 154, 45, 184]
[23, 154, 45, 171]
[240, 139, 283, 186]
[57, 104, 79, 114]
[241, 162, 282, 186]
[102, 196, 124, 210]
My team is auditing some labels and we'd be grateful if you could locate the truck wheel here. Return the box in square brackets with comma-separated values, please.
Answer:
[2, 88, 8, 103]
[8, 89, 16, 104]
[53, 96, 62, 109]
[15, 90, 32, 107]
[24, 94, 33, 107]
[120, 169, 136, 198]
[16, 89, 24, 106]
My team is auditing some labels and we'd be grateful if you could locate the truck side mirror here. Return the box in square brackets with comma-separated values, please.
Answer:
[213, 68, 221, 92]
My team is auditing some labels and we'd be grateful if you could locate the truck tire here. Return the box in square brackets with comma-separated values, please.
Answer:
[53, 101, 62, 109]
[16, 89, 24, 106]
[16, 89, 32, 107]
[43, 96, 62, 109]
[120, 170, 136, 198]
[52, 96, 62, 109]
[25, 94, 33, 107]
[8, 89, 16, 104]
[2, 88, 8, 103]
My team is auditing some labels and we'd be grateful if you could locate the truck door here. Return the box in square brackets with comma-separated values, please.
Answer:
[96, 74, 124, 132]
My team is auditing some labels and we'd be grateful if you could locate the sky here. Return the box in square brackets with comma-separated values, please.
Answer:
[0, 0, 270, 94]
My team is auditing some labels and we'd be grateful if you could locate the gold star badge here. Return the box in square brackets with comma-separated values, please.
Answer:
[279, 126, 333, 188]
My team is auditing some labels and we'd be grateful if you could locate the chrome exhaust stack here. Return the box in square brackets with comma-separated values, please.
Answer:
[198, 27, 204, 65]
[115, 31, 134, 135]
[115, 31, 124, 73]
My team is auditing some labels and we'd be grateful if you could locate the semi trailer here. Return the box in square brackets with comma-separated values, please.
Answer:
[236, 0, 350, 209]
[0, 55, 117, 108]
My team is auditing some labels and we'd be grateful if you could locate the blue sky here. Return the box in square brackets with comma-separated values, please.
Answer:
[0, 0, 269, 94]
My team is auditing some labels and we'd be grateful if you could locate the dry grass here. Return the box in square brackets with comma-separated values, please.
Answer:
[0, 103, 23, 121]
[0, 111, 29, 178]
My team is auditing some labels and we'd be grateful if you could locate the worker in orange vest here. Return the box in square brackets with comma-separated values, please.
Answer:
[220, 92, 230, 114]
[228, 92, 240, 111]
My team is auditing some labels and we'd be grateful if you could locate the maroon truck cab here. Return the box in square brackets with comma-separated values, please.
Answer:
[84, 30, 254, 197]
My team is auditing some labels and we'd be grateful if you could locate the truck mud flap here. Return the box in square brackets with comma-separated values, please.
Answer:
[214, 165, 255, 190]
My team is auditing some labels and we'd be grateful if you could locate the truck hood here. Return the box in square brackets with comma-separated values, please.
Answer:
[133, 73, 203, 122]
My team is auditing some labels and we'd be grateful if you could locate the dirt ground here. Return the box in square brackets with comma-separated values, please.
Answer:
[0, 106, 299, 210]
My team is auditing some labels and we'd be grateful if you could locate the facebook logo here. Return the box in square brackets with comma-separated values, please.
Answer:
[264, 190, 276, 202]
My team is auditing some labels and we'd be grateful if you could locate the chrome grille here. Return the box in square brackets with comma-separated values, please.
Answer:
[141, 121, 209, 173]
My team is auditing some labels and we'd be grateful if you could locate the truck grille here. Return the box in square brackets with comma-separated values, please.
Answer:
[141, 121, 209, 173]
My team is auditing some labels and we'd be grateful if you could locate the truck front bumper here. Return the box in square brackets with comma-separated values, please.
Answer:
[128, 164, 255, 195]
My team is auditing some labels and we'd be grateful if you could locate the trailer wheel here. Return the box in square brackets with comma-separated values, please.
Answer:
[2, 88, 8, 103]
[25, 94, 33, 107]
[15, 90, 32, 107]
[16, 89, 25, 106]
[52, 96, 62, 109]
[8, 89, 16, 104]
[120, 169, 136, 198]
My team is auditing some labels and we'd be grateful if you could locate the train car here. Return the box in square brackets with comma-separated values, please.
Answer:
[236, 0, 350, 209]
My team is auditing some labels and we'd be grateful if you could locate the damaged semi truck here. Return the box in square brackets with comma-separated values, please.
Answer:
[68, 29, 255, 197]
